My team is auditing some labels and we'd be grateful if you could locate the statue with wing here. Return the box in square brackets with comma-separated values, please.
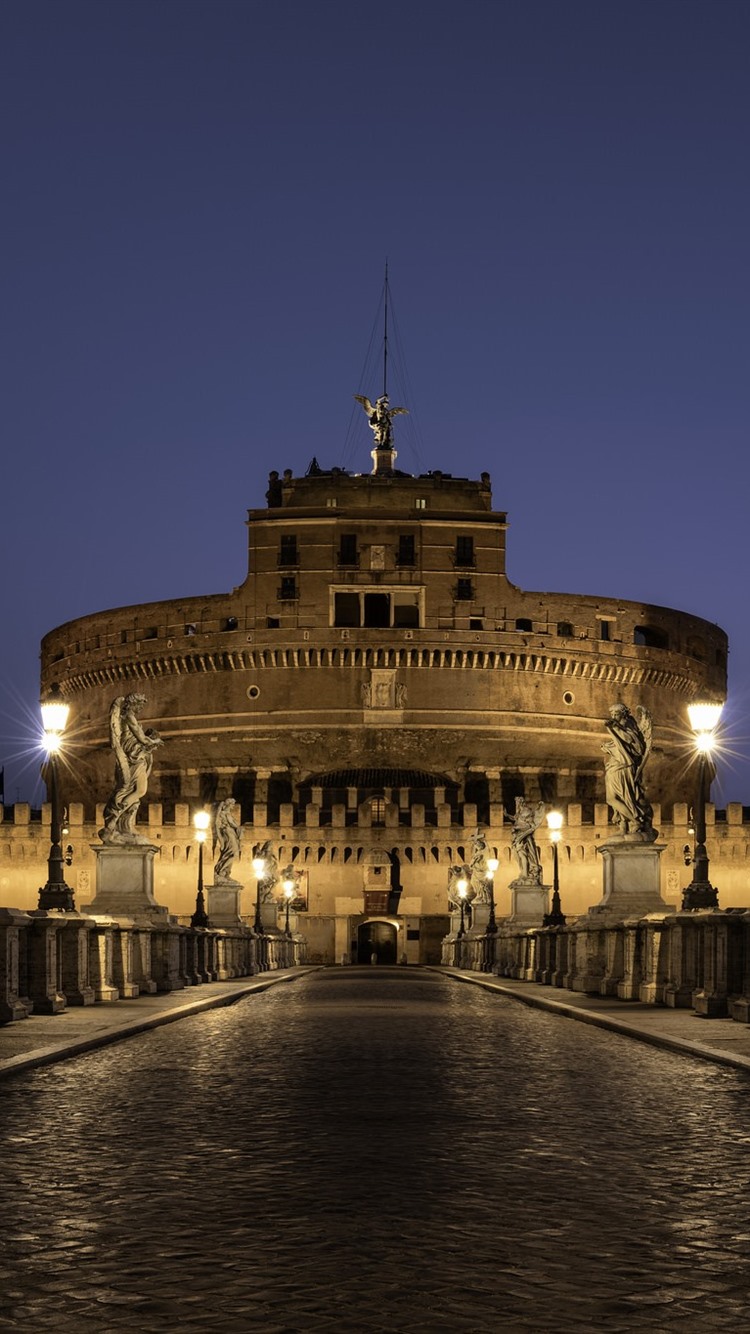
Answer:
[99, 694, 163, 845]
[354, 393, 408, 449]
[602, 703, 656, 839]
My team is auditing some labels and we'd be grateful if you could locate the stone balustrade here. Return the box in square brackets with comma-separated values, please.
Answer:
[442, 910, 750, 1025]
[0, 908, 304, 1026]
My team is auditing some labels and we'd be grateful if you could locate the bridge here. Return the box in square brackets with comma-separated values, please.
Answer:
[1, 964, 749, 1331]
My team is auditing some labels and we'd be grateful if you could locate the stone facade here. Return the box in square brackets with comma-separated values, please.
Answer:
[25, 453, 732, 963]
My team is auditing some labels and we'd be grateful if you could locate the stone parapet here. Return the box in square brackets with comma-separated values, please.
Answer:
[0, 911, 303, 1026]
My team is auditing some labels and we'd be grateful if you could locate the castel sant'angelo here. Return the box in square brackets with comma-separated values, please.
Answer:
[16, 384, 742, 963]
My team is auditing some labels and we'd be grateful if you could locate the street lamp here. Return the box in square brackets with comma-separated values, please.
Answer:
[456, 876, 468, 937]
[486, 856, 499, 933]
[282, 875, 295, 937]
[252, 853, 266, 934]
[543, 810, 566, 927]
[682, 700, 724, 911]
[190, 809, 210, 927]
[38, 684, 75, 911]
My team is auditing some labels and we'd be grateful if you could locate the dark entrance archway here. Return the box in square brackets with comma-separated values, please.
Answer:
[356, 920, 398, 964]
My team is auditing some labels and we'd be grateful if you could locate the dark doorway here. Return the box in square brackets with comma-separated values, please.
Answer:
[357, 920, 398, 964]
[364, 593, 390, 627]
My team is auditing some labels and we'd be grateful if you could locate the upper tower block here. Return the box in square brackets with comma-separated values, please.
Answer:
[261, 463, 498, 517]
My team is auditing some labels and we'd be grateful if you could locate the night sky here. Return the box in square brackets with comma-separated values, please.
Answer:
[2, 0, 749, 806]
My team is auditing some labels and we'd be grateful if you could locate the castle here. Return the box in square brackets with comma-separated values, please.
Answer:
[6, 401, 739, 962]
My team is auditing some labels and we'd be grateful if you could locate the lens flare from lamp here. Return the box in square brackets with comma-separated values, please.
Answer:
[193, 809, 210, 842]
[687, 701, 724, 735]
[41, 691, 70, 753]
[546, 809, 564, 841]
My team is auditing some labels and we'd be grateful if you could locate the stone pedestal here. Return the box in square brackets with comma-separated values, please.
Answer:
[589, 840, 671, 923]
[207, 884, 243, 928]
[261, 899, 278, 933]
[468, 902, 494, 934]
[507, 880, 548, 927]
[83, 844, 170, 922]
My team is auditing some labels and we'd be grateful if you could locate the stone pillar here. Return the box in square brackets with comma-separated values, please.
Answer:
[693, 912, 730, 1017]
[26, 913, 67, 1014]
[0, 908, 33, 1022]
[150, 925, 185, 992]
[130, 926, 157, 993]
[58, 916, 96, 1005]
[87, 918, 121, 1001]
[639, 915, 670, 1004]
[617, 921, 643, 1000]
[84, 844, 170, 922]
[729, 913, 750, 1023]
[663, 914, 699, 1009]
[600, 924, 625, 996]
[568, 924, 607, 994]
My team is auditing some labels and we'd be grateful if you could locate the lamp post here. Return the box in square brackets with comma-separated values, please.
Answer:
[486, 856, 499, 933]
[38, 685, 76, 911]
[282, 876, 295, 937]
[190, 809, 210, 927]
[543, 810, 566, 927]
[682, 700, 724, 911]
[252, 854, 266, 934]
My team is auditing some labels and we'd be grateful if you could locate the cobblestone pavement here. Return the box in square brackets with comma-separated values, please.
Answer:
[1, 967, 750, 1333]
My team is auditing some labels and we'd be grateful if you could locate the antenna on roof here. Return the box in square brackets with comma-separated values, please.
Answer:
[383, 259, 389, 398]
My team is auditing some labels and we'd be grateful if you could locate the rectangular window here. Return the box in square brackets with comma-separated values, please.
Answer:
[278, 576, 298, 600]
[415, 498, 427, 510]
[334, 592, 360, 627]
[456, 579, 473, 601]
[397, 534, 416, 566]
[557, 621, 573, 637]
[339, 534, 358, 566]
[279, 535, 298, 566]
[455, 536, 475, 567]
[600, 619, 612, 641]
[332, 588, 423, 629]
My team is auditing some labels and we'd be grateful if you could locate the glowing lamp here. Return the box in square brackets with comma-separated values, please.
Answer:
[193, 809, 210, 842]
[41, 686, 70, 753]
[546, 810, 564, 842]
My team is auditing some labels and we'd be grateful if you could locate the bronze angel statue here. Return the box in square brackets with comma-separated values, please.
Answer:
[354, 393, 408, 449]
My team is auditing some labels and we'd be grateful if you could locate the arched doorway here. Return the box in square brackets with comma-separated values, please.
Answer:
[356, 919, 398, 964]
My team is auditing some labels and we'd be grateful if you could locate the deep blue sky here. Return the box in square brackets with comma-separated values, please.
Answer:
[2, 0, 749, 805]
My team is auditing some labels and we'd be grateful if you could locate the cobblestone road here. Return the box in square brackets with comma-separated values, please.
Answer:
[2, 967, 750, 1333]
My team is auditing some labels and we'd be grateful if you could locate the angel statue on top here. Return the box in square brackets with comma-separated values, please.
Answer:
[602, 703, 657, 840]
[99, 694, 163, 845]
[354, 393, 408, 449]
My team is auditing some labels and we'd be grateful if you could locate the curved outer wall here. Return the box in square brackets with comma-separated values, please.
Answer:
[41, 467, 726, 819]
